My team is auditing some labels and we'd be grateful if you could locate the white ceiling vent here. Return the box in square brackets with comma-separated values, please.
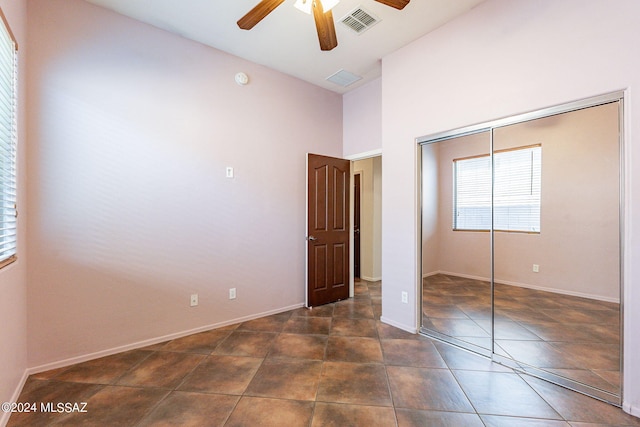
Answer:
[326, 69, 362, 87]
[340, 7, 380, 34]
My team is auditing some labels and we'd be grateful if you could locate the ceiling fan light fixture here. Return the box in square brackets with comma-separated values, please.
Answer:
[238, 0, 409, 52]
[294, 0, 339, 15]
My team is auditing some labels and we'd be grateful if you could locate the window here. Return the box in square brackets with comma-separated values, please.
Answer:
[0, 8, 17, 269]
[453, 145, 541, 233]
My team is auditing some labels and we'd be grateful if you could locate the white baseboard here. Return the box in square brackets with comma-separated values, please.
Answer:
[1, 370, 30, 427]
[26, 303, 304, 376]
[623, 401, 640, 418]
[360, 275, 382, 282]
[496, 278, 619, 303]
[425, 270, 619, 304]
[436, 270, 490, 282]
[422, 271, 440, 278]
[380, 316, 418, 334]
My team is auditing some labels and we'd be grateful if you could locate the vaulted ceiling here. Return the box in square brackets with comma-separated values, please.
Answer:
[84, 0, 485, 93]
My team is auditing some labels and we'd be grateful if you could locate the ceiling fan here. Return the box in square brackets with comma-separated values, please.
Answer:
[237, 0, 410, 51]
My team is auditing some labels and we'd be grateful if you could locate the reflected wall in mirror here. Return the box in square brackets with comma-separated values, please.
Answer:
[492, 102, 621, 397]
[421, 131, 492, 352]
[420, 96, 622, 404]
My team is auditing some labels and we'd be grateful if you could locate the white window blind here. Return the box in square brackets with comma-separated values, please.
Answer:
[453, 145, 541, 233]
[0, 9, 17, 269]
[453, 155, 492, 231]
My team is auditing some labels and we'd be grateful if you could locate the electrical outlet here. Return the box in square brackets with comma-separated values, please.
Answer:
[401, 291, 408, 304]
[533, 264, 540, 273]
[229, 288, 236, 300]
[190, 294, 198, 307]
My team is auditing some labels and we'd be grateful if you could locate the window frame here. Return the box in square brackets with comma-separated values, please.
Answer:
[0, 6, 18, 270]
[452, 144, 542, 234]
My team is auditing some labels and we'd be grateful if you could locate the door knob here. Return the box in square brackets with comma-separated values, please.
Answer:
[308, 236, 317, 241]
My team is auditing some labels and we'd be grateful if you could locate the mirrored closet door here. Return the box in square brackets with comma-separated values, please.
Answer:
[419, 93, 623, 405]
[421, 130, 493, 354]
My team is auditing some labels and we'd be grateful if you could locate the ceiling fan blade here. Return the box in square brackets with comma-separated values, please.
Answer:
[374, 0, 410, 10]
[237, 0, 286, 30]
[312, 1, 338, 51]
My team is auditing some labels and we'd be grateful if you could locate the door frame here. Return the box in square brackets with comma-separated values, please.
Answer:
[353, 171, 362, 280]
[305, 149, 382, 306]
[346, 149, 383, 297]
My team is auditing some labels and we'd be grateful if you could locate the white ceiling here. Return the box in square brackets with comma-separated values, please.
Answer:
[84, 0, 485, 93]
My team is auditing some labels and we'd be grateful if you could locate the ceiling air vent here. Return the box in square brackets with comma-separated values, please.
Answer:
[326, 69, 362, 87]
[340, 7, 380, 34]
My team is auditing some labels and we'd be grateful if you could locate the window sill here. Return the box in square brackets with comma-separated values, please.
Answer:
[0, 255, 17, 270]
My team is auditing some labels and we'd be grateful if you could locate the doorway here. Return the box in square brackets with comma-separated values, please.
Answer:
[305, 152, 382, 313]
[354, 173, 361, 279]
[351, 156, 382, 285]
[305, 153, 382, 307]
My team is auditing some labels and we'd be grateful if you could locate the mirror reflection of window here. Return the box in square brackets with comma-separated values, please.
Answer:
[453, 145, 541, 232]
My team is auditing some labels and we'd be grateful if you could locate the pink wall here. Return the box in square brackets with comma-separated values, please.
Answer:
[343, 77, 382, 157]
[422, 132, 492, 281]
[494, 104, 620, 300]
[25, 0, 342, 368]
[0, 0, 28, 423]
[380, 0, 640, 415]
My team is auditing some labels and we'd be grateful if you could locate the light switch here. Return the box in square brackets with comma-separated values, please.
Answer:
[226, 167, 234, 178]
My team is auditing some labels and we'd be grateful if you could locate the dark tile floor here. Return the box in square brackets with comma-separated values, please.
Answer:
[423, 274, 621, 394]
[8, 280, 639, 426]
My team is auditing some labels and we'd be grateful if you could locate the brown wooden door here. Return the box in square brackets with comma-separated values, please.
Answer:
[307, 153, 350, 307]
